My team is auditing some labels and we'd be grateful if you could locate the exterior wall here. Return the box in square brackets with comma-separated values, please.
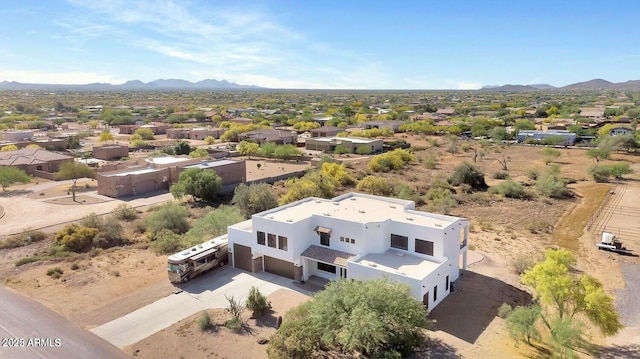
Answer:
[13, 158, 73, 178]
[1, 131, 35, 141]
[176, 160, 246, 186]
[93, 145, 129, 160]
[305, 138, 383, 153]
[118, 125, 139, 134]
[166, 128, 189, 139]
[96, 167, 171, 197]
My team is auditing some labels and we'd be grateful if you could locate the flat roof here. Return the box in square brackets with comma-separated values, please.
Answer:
[259, 193, 458, 228]
[352, 249, 444, 280]
[103, 168, 159, 177]
[181, 159, 237, 169]
[168, 235, 228, 263]
[309, 136, 379, 144]
[146, 156, 192, 165]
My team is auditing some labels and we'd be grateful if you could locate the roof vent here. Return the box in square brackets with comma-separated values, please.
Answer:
[406, 217, 413, 221]
[358, 210, 365, 214]
[389, 205, 396, 209]
[350, 198, 357, 201]
[396, 252, 404, 257]
[368, 263, 377, 267]
[435, 223, 442, 227]
[323, 213, 331, 217]
[286, 219, 293, 223]
[315, 200, 321, 203]
[333, 202, 340, 205]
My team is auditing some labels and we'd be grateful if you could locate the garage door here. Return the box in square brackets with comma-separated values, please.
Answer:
[264, 256, 295, 279]
[233, 244, 252, 272]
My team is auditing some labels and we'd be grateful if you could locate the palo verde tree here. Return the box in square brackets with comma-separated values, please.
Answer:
[510, 249, 622, 357]
[0, 166, 30, 191]
[267, 278, 431, 359]
[55, 162, 95, 202]
[232, 183, 278, 218]
[170, 168, 221, 203]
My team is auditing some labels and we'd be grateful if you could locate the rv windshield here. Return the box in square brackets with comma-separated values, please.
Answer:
[168, 263, 181, 273]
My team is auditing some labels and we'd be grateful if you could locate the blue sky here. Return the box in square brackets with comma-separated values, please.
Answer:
[1, 0, 639, 89]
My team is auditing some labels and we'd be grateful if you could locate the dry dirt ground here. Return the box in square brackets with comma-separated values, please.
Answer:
[1, 135, 640, 358]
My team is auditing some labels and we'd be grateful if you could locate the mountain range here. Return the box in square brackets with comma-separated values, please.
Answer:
[482, 78, 640, 92]
[1, 78, 640, 91]
[0, 78, 262, 91]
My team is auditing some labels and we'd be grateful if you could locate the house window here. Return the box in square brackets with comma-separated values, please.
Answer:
[268, 233, 277, 248]
[390, 234, 408, 250]
[350, 238, 355, 244]
[278, 236, 288, 251]
[340, 236, 345, 242]
[415, 239, 434, 256]
[257, 231, 265, 245]
[460, 228, 467, 249]
[446, 276, 450, 291]
[433, 285, 438, 302]
[317, 262, 336, 274]
[320, 233, 330, 247]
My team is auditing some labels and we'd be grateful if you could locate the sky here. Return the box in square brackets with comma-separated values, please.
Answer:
[1, 0, 639, 90]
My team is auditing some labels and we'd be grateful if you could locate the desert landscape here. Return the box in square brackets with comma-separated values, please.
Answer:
[2, 133, 640, 358]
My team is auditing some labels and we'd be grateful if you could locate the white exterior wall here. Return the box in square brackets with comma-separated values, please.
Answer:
[348, 261, 422, 297]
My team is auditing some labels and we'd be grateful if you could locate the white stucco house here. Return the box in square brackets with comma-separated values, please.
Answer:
[227, 192, 469, 311]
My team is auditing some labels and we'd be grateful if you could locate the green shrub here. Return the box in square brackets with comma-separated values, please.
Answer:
[46, 267, 64, 279]
[512, 255, 536, 275]
[489, 180, 530, 199]
[421, 152, 438, 169]
[536, 174, 570, 198]
[0, 230, 47, 249]
[588, 163, 634, 183]
[526, 168, 539, 180]
[367, 149, 415, 173]
[70, 262, 80, 270]
[55, 224, 98, 252]
[15, 257, 42, 267]
[113, 203, 138, 221]
[493, 171, 509, 180]
[199, 311, 214, 331]
[80, 213, 103, 228]
[146, 202, 190, 239]
[151, 229, 183, 254]
[498, 303, 513, 319]
[449, 162, 487, 191]
[246, 287, 271, 318]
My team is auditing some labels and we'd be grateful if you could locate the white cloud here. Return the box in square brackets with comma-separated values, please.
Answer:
[445, 80, 482, 90]
[0, 70, 126, 85]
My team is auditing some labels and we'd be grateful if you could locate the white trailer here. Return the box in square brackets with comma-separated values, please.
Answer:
[596, 232, 630, 254]
[167, 235, 229, 283]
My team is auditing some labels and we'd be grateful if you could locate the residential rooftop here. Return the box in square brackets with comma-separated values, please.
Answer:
[353, 249, 444, 280]
[145, 156, 192, 165]
[256, 193, 458, 228]
[308, 136, 378, 144]
[181, 159, 237, 169]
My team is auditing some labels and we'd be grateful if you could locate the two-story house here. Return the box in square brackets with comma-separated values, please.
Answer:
[227, 192, 469, 311]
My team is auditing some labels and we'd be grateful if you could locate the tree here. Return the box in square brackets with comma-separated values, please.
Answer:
[0, 166, 30, 191]
[204, 136, 216, 145]
[146, 202, 190, 239]
[506, 304, 541, 345]
[260, 142, 277, 158]
[238, 141, 259, 158]
[232, 183, 278, 218]
[170, 168, 221, 202]
[134, 127, 155, 140]
[540, 148, 561, 164]
[184, 205, 244, 246]
[536, 166, 570, 198]
[279, 172, 336, 205]
[267, 278, 430, 358]
[188, 148, 209, 158]
[55, 224, 98, 252]
[246, 286, 270, 318]
[585, 148, 611, 164]
[1, 144, 18, 152]
[517, 249, 622, 353]
[333, 144, 350, 155]
[273, 144, 301, 160]
[320, 162, 355, 186]
[355, 144, 372, 155]
[98, 131, 114, 143]
[448, 162, 487, 190]
[174, 141, 191, 155]
[55, 162, 95, 201]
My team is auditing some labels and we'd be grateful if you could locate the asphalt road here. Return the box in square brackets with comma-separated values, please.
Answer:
[0, 285, 130, 359]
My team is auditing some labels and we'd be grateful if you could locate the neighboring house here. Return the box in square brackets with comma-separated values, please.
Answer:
[579, 108, 605, 119]
[0, 148, 74, 180]
[516, 130, 577, 145]
[360, 120, 405, 132]
[93, 145, 129, 161]
[227, 192, 470, 311]
[310, 126, 343, 138]
[166, 127, 225, 140]
[305, 137, 383, 154]
[1, 130, 35, 142]
[436, 108, 457, 116]
[609, 126, 633, 136]
[96, 156, 246, 198]
[237, 129, 297, 145]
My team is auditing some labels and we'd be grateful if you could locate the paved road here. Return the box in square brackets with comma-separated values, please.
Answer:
[0, 285, 130, 359]
[91, 267, 313, 348]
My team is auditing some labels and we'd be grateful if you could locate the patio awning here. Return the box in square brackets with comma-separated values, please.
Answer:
[314, 226, 332, 234]
[301, 245, 355, 267]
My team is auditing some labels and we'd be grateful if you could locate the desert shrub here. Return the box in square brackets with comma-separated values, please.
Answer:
[493, 171, 509, 180]
[225, 295, 245, 332]
[70, 262, 80, 270]
[246, 287, 270, 318]
[92, 218, 125, 248]
[0, 230, 47, 249]
[199, 311, 214, 331]
[184, 205, 244, 246]
[392, 182, 424, 205]
[46, 267, 64, 279]
[131, 220, 147, 234]
[146, 202, 190, 239]
[526, 168, 539, 180]
[498, 303, 513, 319]
[321, 162, 356, 186]
[426, 187, 458, 214]
[449, 162, 487, 191]
[512, 255, 537, 275]
[367, 149, 415, 173]
[489, 180, 530, 199]
[232, 183, 278, 218]
[80, 213, 103, 228]
[55, 224, 99, 252]
[15, 257, 42, 267]
[113, 203, 138, 221]
[151, 229, 183, 254]
[356, 175, 393, 196]
[588, 163, 634, 182]
[536, 173, 570, 198]
[421, 152, 438, 169]
[525, 221, 553, 234]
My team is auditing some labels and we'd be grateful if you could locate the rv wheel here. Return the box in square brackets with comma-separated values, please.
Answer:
[182, 276, 189, 283]
[220, 261, 226, 267]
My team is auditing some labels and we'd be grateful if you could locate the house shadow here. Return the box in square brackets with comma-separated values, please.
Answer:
[595, 344, 640, 359]
[428, 271, 532, 344]
[411, 337, 461, 358]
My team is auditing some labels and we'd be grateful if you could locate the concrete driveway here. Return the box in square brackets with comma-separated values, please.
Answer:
[91, 267, 313, 349]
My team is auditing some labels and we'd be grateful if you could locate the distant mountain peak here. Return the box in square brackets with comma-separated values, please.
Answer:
[0, 78, 262, 90]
